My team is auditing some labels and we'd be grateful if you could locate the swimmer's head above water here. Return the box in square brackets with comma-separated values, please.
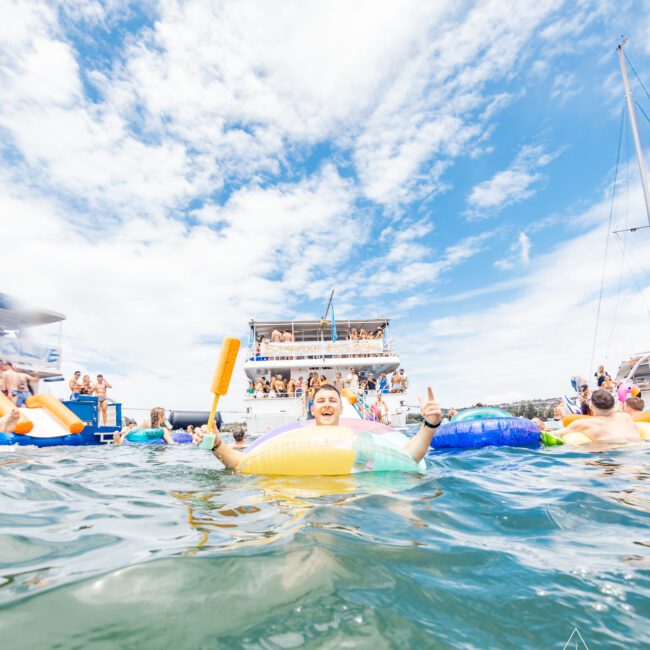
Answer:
[310, 385, 342, 426]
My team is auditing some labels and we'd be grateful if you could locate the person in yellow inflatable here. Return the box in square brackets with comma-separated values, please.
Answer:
[559, 389, 641, 445]
[192, 384, 442, 469]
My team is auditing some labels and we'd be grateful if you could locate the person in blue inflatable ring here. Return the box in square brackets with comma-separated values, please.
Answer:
[193, 384, 442, 469]
[115, 407, 176, 445]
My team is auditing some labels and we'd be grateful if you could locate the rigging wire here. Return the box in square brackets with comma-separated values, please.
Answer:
[589, 106, 625, 377]
[625, 52, 650, 102]
[613, 232, 650, 320]
[635, 99, 650, 125]
[604, 116, 630, 366]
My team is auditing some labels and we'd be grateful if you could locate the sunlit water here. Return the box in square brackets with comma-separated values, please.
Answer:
[0, 430, 649, 649]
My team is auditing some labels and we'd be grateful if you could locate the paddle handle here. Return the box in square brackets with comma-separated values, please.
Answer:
[207, 394, 220, 434]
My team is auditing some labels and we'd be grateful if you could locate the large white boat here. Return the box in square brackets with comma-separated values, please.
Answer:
[242, 318, 411, 434]
[0, 293, 64, 379]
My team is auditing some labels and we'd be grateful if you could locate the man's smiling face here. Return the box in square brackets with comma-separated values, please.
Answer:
[311, 388, 342, 426]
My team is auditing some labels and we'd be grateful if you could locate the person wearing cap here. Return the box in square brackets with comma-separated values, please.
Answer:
[559, 389, 641, 444]
[194, 384, 442, 470]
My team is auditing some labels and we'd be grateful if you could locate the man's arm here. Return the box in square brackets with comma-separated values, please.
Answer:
[193, 428, 245, 469]
[403, 386, 442, 463]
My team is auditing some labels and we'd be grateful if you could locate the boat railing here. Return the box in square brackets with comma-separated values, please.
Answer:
[244, 387, 408, 399]
[245, 339, 396, 361]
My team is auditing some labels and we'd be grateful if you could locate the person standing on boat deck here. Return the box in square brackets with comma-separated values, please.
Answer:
[4, 364, 37, 406]
[281, 330, 293, 342]
[271, 329, 282, 343]
[79, 374, 94, 395]
[623, 396, 645, 415]
[390, 371, 402, 393]
[333, 372, 344, 392]
[398, 368, 408, 392]
[378, 372, 389, 394]
[68, 370, 82, 399]
[287, 377, 296, 397]
[275, 375, 287, 397]
[594, 365, 607, 387]
[193, 384, 442, 469]
[366, 373, 376, 392]
[92, 374, 112, 425]
[345, 368, 359, 394]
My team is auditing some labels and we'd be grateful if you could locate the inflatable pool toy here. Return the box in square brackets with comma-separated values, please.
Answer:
[236, 422, 425, 476]
[542, 422, 650, 446]
[432, 407, 539, 449]
[451, 407, 513, 422]
[121, 427, 192, 445]
[25, 394, 84, 434]
[0, 392, 33, 434]
[0, 394, 86, 447]
[617, 382, 640, 403]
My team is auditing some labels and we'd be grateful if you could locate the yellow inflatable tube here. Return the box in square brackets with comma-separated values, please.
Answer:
[0, 392, 33, 434]
[25, 394, 85, 434]
[237, 425, 424, 476]
[556, 422, 650, 445]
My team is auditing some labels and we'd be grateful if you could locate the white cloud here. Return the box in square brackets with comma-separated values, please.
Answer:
[465, 144, 558, 218]
[495, 232, 532, 270]
[551, 71, 582, 103]
[397, 181, 650, 407]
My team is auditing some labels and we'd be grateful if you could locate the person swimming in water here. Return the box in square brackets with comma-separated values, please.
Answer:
[0, 408, 20, 433]
[193, 384, 442, 469]
[559, 389, 641, 445]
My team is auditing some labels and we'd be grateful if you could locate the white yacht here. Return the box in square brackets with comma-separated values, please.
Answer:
[242, 318, 411, 434]
[0, 293, 64, 380]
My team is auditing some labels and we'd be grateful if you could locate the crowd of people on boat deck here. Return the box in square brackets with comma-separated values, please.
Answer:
[252, 325, 385, 355]
[68, 371, 113, 425]
[247, 367, 408, 400]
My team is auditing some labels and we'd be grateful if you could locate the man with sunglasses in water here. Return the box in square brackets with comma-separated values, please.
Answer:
[193, 384, 442, 469]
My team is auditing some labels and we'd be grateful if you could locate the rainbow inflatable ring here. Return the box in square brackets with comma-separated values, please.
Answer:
[236, 418, 426, 476]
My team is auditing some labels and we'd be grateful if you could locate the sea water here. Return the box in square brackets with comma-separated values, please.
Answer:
[0, 432, 648, 649]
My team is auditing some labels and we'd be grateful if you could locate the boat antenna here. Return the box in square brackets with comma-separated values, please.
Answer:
[617, 37, 650, 228]
[322, 289, 335, 321]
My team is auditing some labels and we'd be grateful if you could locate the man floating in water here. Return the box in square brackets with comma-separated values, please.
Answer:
[193, 384, 442, 469]
[559, 389, 641, 445]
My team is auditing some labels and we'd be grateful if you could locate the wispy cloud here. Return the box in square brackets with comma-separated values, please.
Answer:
[464, 145, 559, 218]
[495, 232, 532, 270]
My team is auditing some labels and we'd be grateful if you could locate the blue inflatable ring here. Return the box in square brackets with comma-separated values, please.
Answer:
[432, 407, 540, 449]
[122, 428, 192, 445]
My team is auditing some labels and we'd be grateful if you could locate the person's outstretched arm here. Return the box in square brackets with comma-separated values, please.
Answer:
[192, 428, 245, 469]
[403, 387, 442, 462]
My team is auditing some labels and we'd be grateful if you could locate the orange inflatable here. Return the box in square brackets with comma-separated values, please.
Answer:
[25, 394, 84, 434]
[562, 414, 587, 427]
[564, 411, 650, 425]
[0, 392, 33, 434]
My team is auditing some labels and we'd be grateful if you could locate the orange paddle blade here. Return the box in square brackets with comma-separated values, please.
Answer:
[210, 337, 240, 396]
[341, 387, 358, 405]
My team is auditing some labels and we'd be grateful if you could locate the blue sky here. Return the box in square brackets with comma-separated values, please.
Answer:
[3, 0, 650, 414]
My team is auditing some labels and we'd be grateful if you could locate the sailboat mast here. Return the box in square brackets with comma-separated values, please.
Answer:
[617, 40, 650, 227]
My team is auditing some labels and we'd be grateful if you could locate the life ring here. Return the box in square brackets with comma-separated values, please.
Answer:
[236, 422, 425, 476]
[451, 407, 513, 422]
[121, 427, 195, 445]
[432, 416, 540, 449]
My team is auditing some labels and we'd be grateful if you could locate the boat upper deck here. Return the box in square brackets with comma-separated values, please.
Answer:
[245, 318, 397, 365]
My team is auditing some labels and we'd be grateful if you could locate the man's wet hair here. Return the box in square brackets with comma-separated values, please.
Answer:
[626, 396, 645, 412]
[590, 389, 615, 411]
[233, 427, 246, 442]
[313, 384, 341, 401]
